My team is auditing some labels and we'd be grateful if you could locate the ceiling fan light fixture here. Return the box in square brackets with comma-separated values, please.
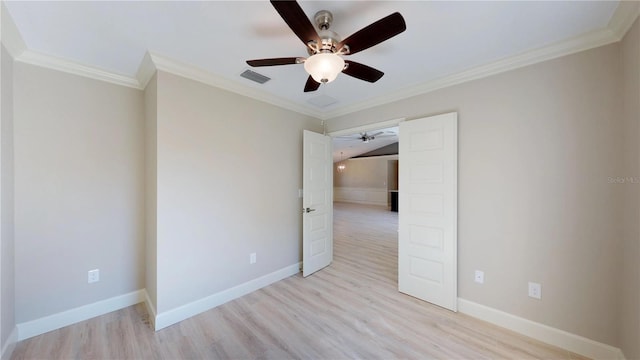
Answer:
[304, 53, 345, 84]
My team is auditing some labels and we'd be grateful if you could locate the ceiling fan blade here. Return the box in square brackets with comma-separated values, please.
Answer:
[246, 57, 301, 67]
[343, 61, 384, 83]
[270, 0, 320, 47]
[338, 12, 406, 55]
[371, 131, 384, 137]
[304, 76, 321, 92]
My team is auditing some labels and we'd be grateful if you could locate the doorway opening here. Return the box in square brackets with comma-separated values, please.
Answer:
[330, 120, 401, 210]
[328, 119, 403, 286]
[321, 112, 458, 312]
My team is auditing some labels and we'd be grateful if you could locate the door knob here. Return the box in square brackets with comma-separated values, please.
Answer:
[303, 207, 316, 213]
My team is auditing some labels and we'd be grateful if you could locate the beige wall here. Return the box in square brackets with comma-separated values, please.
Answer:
[154, 71, 322, 313]
[1, 12, 636, 354]
[1, 45, 16, 348]
[13, 64, 146, 322]
[334, 157, 389, 189]
[326, 43, 624, 346]
[144, 74, 158, 312]
[620, 17, 640, 360]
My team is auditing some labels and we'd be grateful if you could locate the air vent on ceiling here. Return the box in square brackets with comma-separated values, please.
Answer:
[240, 69, 271, 84]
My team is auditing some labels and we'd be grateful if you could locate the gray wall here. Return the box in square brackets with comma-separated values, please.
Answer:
[326, 42, 624, 346]
[13, 63, 146, 322]
[620, 17, 640, 360]
[1, 44, 16, 349]
[153, 71, 322, 313]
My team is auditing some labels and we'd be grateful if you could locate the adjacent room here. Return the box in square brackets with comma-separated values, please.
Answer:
[1, 1, 639, 359]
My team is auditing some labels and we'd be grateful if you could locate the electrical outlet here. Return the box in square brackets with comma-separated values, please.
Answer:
[88, 269, 100, 284]
[250, 253, 257, 264]
[474, 270, 484, 284]
[528, 282, 541, 299]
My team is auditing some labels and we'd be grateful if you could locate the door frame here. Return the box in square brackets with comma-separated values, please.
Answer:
[327, 118, 405, 138]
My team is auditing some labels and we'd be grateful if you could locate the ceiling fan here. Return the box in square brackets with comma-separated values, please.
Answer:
[336, 131, 391, 143]
[246, 1, 406, 92]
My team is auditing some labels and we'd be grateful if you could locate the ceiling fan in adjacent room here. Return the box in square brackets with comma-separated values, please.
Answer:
[335, 131, 393, 143]
[246, 0, 406, 92]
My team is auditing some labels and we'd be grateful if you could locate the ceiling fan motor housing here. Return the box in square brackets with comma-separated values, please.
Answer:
[307, 10, 344, 55]
[314, 10, 333, 30]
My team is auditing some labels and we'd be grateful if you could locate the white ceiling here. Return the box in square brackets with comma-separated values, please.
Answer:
[3, 1, 623, 118]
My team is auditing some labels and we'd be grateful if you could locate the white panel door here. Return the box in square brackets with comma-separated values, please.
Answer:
[399, 112, 458, 311]
[302, 130, 333, 277]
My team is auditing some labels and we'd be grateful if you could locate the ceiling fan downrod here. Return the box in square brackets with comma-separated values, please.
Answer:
[307, 10, 345, 55]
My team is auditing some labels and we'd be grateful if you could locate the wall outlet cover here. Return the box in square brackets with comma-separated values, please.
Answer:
[88, 269, 100, 283]
[474, 270, 484, 284]
[528, 282, 542, 299]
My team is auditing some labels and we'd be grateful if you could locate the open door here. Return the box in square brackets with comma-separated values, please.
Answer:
[398, 112, 458, 311]
[302, 130, 333, 277]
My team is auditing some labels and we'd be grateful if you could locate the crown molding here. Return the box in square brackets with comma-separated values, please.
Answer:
[323, 1, 637, 120]
[136, 52, 156, 89]
[322, 26, 620, 119]
[16, 50, 141, 89]
[2, 1, 636, 120]
[1, 2, 27, 58]
[141, 51, 319, 118]
[609, 1, 640, 40]
[2, 2, 140, 89]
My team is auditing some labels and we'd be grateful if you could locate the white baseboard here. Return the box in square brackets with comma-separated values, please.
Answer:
[14, 263, 300, 339]
[17, 289, 146, 341]
[143, 289, 157, 330]
[458, 298, 625, 360]
[154, 262, 300, 331]
[1, 327, 17, 360]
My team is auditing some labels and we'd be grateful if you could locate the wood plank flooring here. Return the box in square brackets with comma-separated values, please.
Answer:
[12, 202, 588, 359]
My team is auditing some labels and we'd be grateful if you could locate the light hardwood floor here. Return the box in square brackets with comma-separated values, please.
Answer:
[12, 202, 587, 359]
